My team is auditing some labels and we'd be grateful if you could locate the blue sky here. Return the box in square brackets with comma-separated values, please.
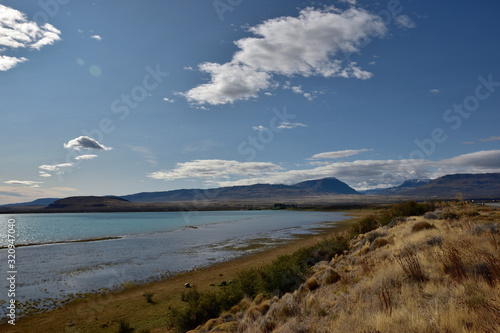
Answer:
[1, 0, 500, 204]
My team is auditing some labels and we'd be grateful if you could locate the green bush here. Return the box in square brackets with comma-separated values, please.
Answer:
[168, 235, 349, 332]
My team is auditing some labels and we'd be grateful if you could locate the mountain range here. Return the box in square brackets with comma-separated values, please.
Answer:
[2, 173, 499, 211]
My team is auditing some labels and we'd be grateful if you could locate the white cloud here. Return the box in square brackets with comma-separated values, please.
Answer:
[277, 122, 308, 130]
[310, 149, 372, 159]
[148, 150, 500, 191]
[39, 171, 52, 178]
[63, 136, 112, 151]
[339, 0, 357, 4]
[252, 125, 267, 131]
[395, 15, 416, 29]
[90, 35, 102, 41]
[75, 154, 98, 160]
[430, 89, 440, 94]
[163, 97, 175, 103]
[0, 55, 27, 71]
[183, 62, 272, 105]
[39, 163, 74, 172]
[183, 7, 387, 105]
[0, 4, 61, 70]
[4, 180, 43, 187]
[148, 159, 283, 182]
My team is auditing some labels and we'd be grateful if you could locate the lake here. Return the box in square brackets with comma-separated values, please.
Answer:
[0, 210, 347, 317]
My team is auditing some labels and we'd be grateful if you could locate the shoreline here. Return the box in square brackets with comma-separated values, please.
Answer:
[1, 211, 364, 332]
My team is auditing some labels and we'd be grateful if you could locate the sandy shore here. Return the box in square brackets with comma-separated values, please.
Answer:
[0, 211, 363, 333]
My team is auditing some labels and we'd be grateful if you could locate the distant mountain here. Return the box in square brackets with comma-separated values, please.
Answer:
[400, 173, 500, 198]
[1, 198, 59, 207]
[292, 177, 359, 194]
[46, 196, 130, 211]
[364, 179, 431, 195]
[122, 177, 360, 203]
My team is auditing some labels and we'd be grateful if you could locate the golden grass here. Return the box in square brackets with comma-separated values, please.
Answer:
[189, 203, 500, 333]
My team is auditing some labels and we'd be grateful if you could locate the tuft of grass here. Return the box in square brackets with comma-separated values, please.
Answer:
[395, 246, 427, 282]
[412, 221, 436, 232]
[142, 291, 154, 304]
[117, 319, 133, 333]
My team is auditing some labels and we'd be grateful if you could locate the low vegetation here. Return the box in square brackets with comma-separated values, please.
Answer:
[175, 200, 499, 333]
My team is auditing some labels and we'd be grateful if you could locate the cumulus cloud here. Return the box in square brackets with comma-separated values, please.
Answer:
[0, 4, 61, 71]
[183, 7, 387, 105]
[63, 136, 112, 151]
[148, 159, 283, 182]
[4, 180, 43, 187]
[163, 97, 175, 103]
[39, 171, 52, 178]
[311, 149, 372, 159]
[183, 63, 272, 105]
[90, 35, 102, 41]
[74, 154, 98, 160]
[0, 55, 27, 71]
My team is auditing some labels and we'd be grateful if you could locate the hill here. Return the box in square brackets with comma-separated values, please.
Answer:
[363, 179, 431, 195]
[400, 173, 500, 198]
[1, 198, 59, 207]
[46, 196, 131, 212]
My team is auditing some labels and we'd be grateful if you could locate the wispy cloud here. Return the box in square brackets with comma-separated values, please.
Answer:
[39, 163, 74, 172]
[183, 140, 222, 153]
[64, 136, 112, 151]
[129, 146, 158, 165]
[4, 180, 43, 187]
[395, 15, 416, 29]
[163, 97, 175, 103]
[480, 136, 500, 142]
[310, 149, 372, 160]
[90, 35, 102, 41]
[0, 4, 61, 71]
[75, 154, 98, 160]
[430, 89, 440, 94]
[252, 125, 267, 131]
[277, 122, 308, 130]
[183, 7, 387, 105]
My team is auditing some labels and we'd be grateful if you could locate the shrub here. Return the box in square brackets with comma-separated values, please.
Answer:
[117, 319, 133, 333]
[372, 237, 389, 249]
[412, 221, 436, 232]
[143, 291, 154, 303]
[395, 246, 427, 282]
[305, 276, 320, 291]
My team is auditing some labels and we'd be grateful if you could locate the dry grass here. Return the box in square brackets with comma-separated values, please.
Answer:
[188, 202, 500, 333]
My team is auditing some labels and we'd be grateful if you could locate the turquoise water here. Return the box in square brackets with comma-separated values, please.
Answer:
[0, 210, 348, 317]
[0, 210, 344, 246]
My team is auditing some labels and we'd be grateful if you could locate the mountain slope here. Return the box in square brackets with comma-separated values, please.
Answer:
[121, 177, 359, 203]
[401, 173, 500, 198]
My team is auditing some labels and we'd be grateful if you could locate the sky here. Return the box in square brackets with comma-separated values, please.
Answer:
[1, 0, 500, 204]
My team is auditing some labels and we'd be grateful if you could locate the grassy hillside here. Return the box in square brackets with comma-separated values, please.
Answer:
[180, 201, 499, 333]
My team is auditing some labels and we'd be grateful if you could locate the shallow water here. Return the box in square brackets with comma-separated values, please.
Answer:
[0, 210, 347, 317]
